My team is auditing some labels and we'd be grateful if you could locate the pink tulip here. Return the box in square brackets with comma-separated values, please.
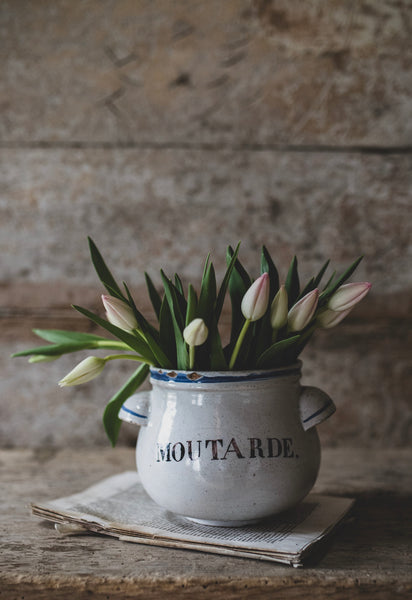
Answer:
[328, 282, 371, 312]
[101, 295, 138, 332]
[317, 308, 352, 329]
[288, 289, 319, 332]
[241, 273, 270, 322]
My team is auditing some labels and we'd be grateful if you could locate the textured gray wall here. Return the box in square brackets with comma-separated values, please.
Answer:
[1, 0, 411, 447]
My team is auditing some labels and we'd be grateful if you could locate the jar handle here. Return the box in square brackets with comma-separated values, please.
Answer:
[118, 391, 150, 427]
[299, 386, 336, 431]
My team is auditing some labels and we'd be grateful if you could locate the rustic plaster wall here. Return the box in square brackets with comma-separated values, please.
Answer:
[1, 0, 411, 447]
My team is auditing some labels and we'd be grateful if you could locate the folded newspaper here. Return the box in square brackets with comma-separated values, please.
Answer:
[31, 471, 354, 567]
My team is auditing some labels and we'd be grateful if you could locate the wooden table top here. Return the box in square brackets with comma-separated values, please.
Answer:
[1, 447, 411, 599]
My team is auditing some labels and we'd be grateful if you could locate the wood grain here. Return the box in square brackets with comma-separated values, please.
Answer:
[1, 0, 411, 146]
[1, 1, 411, 449]
[2, 149, 411, 292]
[0, 447, 411, 599]
[2, 148, 411, 447]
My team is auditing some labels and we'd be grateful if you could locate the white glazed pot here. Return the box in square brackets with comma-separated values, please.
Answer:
[119, 362, 335, 526]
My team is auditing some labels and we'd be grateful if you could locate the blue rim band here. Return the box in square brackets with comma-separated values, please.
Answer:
[150, 367, 301, 384]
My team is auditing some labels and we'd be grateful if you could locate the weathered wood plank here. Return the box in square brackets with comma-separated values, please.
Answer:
[2, 148, 411, 447]
[1, 149, 411, 295]
[0, 448, 411, 599]
[4, 317, 411, 447]
[1, 0, 411, 145]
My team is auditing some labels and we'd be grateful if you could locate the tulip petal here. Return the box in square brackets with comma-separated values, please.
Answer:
[241, 273, 270, 322]
[270, 285, 289, 330]
[183, 318, 209, 347]
[102, 295, 138, 332]
[328, 282, 371, 312]
[288, 289, 319, 332]
[317, 308, 352, 329]
[58, 357, 106, 387]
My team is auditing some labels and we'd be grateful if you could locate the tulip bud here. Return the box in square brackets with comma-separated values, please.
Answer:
[58, 356, 106, 387]
[101, 295, 138, 332]
[317, 308, 352, 329]
[270, 285, 288, 330]
[241, 273, 270, 322]
[183, 318, 208, 347]
[327, 282, 371, 312]
[288, 289, 319, 332]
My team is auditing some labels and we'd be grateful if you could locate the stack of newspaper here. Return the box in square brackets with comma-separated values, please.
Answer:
[31, 472, 353, 567]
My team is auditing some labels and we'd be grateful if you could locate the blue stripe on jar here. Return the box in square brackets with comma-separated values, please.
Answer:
[150, 367, 301, 384]
[302, 400, 332, 424]
[120, 405, 148, 420]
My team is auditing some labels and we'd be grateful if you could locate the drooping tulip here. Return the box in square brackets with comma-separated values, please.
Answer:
[183, 318, 209, 347]
[58, 356, 106, 387]
[317, 307, 352, 329]
[241, 273, 270, 322]
[101, 295, 138, 332]
[328, 282, 371, 312]
[288, 289, 319, 332]
[270, 285, 288, 330]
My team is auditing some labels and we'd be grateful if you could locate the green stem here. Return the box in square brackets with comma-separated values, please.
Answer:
[271, 328, 278, 344]
[229, 319, 251, 370]
[189, 345, 195, 370]
[104, 354, 154, 366]
[96, 340, 132, 350]
[132, 327, 148, 342]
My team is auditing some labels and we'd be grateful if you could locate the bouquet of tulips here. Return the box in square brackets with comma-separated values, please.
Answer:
[13, 238, 371, 445]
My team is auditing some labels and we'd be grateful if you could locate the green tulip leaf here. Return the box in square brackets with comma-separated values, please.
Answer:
[32, 329, 107, 344]
[313, 259, 330, 288]
[72, 305, 157, 364]
[250, 311, 272, 365]
[261, 246, 280, 300]
[256, 335, 301, 369]
[226, 246, 253, 348]
[12, 342, 96, 357]
[144, 272, 162, 321]
[322, 271, 336, 291]
[320, 256, 363, 304]
[198, 261, 217, 325]
[160, 271, 186, 330]
[88, 237, 126, 302]
[159, 296, 176, 365]
[185, 284, 198, 327]
[122, 282, 160, 340]
[103, 362, 150, 447]
[160, 271, 188, 369]
[201, 252, 211, 282]
[209, 315, 227, 370]
[121, 282, 172, 368]
[296, 277, 315, 302]
[227, 246, 252, 289]
[174, 273, 184, 296]
[214, 242, 240, 322]
[285, 255, 300, 308]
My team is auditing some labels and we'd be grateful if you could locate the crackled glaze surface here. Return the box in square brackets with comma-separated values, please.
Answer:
[123, 367, 334, 523]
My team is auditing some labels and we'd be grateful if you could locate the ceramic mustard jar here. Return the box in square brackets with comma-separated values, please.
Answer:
[119, 362, 335, 526]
